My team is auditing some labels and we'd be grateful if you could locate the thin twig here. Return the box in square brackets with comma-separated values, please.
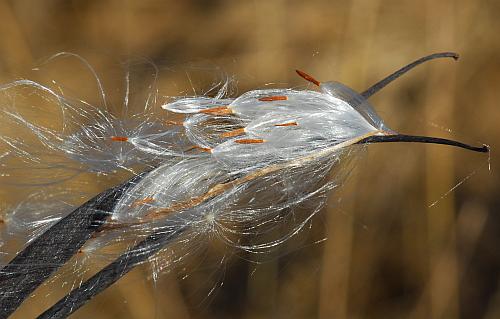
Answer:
[361, 52, 459, 99]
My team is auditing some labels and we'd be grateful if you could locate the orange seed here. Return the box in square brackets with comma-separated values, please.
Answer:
[187, 145, 213, 153]
[235, 138, 265, 144]
[295, 69, 321, 86]
[165, 120, 184, 126]
[274, 121, 298, 127]
[110, 136, 129, 142]
[199, 106, 233, 115]
[221, 128, 246, 138]
[258, 96, 288, 102]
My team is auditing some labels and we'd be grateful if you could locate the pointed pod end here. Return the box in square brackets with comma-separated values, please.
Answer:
[447, 52, 460, 61]
[478, 144, 490, 153]
[437, 52, 460, 61]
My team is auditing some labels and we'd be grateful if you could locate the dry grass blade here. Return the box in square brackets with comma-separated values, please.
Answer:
[0, 172, 148, 318]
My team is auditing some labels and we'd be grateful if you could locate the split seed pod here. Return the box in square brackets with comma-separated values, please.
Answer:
[0, 52, 488, 318]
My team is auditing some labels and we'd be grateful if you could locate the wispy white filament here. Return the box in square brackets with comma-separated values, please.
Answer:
[2, 52, 471, 289]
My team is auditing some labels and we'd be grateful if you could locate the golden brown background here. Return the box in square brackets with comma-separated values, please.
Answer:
[0, 0, 499, 318]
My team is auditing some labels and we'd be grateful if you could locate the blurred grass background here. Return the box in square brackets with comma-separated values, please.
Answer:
[0, 0, 499, 318]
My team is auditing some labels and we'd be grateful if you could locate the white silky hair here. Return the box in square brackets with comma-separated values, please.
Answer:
[0, 53, 384, 277]
[93, 76, 382, 260]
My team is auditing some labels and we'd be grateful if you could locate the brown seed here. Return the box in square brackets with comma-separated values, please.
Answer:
[295, 69, 321, 86]
[275, 121, 298, 127]
[165, 120, 184, 126]
[110, 136, 128, 142]
[221, 128, 246, 138]
[187, 145, 213, 153]
[258, 96, 288, 102]
[199, 106, 233, 115]
[235, 138, 265, 144]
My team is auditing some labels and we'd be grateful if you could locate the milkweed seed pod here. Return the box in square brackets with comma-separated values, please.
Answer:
[0, 52, 488, 318]
[86, 53, 487, 258]
[98, 73, 388, 257]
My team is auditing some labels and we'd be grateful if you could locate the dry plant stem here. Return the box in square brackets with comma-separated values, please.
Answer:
[361, 134, 488, 153]
[0, 171, 149, 318]
[360, 52, 459, 99]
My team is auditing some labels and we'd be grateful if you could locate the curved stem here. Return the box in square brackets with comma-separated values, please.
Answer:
[361, 52, 459, 99]
[358, 134, 488, 153]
